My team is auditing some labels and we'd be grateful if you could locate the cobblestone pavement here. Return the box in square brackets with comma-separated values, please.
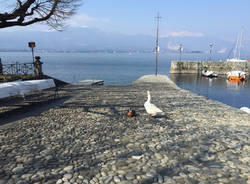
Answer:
[0, 77, 249, 184]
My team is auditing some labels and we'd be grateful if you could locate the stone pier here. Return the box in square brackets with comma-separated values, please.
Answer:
[170, 61, 250, 75]
[0, 75, 249, 184]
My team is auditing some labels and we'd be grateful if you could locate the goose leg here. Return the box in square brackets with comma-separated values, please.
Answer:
[148, 114, 152, 119]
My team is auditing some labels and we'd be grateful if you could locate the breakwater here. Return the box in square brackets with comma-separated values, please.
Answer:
[170, 61, 250, 75]
[0, 75, 249, 184]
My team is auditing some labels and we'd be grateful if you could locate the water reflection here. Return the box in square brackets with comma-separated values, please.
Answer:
[170, 74, 250, 109]
[226, 80, 247, 89]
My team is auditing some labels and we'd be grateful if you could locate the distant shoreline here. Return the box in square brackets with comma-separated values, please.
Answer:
[0, 49, 205, 54]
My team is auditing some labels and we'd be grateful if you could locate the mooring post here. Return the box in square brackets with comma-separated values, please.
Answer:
[33, 56, 43, 76]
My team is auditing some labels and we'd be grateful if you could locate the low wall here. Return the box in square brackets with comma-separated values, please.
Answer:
[170, 61, 250, 75]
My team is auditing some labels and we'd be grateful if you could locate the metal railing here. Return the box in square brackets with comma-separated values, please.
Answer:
[2, 62, 34, 75]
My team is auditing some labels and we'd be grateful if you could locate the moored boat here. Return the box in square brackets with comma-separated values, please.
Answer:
[202, 70, 218, 78]
[240, 107, 250, 114]
[227, 71, 248, 80]
[227, 58, 247, 62]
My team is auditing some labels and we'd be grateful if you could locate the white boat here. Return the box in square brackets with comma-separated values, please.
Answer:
[240, 107, 250, 114]
[202, 70, 218, 78]
[227, 28, 247, 62]
[227, 58, 247, 62]
[227, 71, 248, 80]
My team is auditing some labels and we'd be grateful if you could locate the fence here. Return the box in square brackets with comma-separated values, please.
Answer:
[2, 62, 34, 75]
[0, 56, 43, 76]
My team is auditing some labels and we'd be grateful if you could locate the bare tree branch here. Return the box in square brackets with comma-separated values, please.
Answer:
[0, 0, 81, 29]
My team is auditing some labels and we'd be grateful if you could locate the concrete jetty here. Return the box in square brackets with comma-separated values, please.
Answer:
[0, 75, 249, 184]
[170, 61, 250, 75]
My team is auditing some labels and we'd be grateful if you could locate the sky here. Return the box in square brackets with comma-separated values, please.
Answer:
[70, 0, 250, 40]
[1, 0, 250, 50]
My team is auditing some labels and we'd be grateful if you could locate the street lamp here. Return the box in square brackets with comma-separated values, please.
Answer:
[28, 42, 36, 62]
[209, 43, 213, 61]
[155, 12, 161, 76]
[179, 44, 183, 61]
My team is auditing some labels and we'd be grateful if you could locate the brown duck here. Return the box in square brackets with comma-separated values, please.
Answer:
[126, 108, 136, 117]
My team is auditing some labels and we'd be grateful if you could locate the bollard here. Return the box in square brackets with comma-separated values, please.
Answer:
[33, 56, 43, 76]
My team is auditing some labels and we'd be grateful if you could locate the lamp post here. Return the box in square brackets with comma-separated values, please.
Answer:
[155, 12, 161, 76]
[179, 44, 183, 61]
[0, 58, 2, 75]
[28, 42, 36, 62]
[209, 43, 213, 61]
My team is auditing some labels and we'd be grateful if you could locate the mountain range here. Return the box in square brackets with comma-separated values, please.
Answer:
[0, 27, 248, 55]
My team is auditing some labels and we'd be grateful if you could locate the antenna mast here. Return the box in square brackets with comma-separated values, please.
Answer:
[155, 12, 161, 76]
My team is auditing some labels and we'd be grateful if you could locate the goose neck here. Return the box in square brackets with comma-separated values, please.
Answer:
[147, 91, 151, 102]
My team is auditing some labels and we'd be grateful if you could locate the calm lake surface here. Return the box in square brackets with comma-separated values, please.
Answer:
[0, 52, 249, 109]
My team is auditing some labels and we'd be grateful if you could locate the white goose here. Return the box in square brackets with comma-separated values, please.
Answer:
[144, 90, 163, 118]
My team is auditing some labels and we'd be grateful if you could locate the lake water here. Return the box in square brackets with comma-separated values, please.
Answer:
[0, 52, 250, 109]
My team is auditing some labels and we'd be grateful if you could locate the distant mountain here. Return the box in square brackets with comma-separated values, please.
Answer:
[0, 27, 246, 55]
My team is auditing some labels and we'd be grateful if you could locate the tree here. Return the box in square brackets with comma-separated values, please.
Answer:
[0, 0, 81, 29]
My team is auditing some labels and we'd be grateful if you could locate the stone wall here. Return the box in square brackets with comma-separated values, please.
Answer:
[170, 61, 250, 75]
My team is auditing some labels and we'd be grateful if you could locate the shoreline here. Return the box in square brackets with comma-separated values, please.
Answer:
[0, 75, 249, 184]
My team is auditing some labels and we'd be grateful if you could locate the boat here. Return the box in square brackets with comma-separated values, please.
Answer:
[202, 69, 218, 78]
[227, 71, 248, 80]
[226, 79, 246, 88]
[227, 58, 247, 62]
[240, 107, 250, 114]
[227, 28, 247, 62]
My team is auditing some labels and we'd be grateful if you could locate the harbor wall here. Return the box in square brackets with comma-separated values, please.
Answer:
[170, 61, 250, 75]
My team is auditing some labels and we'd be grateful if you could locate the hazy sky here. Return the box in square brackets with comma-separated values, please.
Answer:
[2, 0, 250, 41]
[71, 0, 250, 40]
